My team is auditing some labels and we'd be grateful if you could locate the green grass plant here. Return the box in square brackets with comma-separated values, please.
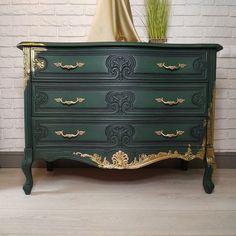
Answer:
[146, 0, 169, 40]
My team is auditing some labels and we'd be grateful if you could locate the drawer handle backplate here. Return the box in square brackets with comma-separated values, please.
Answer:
[157, 62, 187, 71]
[54, 97, 85, 106]
[54, 61, 85, 70]
[155, 97, 185, 106]
[155, 130, 185, 138]
[55, 130, 86, 139]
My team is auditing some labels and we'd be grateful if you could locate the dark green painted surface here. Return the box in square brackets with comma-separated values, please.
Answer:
[17, 41, 223, 51]
[32, 117, 206, 148]
[18, 42, 223, 194]
[32, 48, 209, 81]
[32, 83, 208, 116]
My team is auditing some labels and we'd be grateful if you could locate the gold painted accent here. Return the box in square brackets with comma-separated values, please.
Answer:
[157, 63, 187, 71]
[23, 47, 30, 89]
[31, 47, 47, 72]
[55, 130, 85, 139]
[74, 144, 205, 169]
[32, 58, 46, 71]
[155, 97, 185, 106]
[18, 42, 45, 47]
[54, 97, 85, 106]
[206, 86, 217, 169]
[54, 61, 85, 70]
[155, 130, 185, 138]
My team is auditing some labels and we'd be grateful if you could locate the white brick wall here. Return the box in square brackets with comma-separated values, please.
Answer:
[0, 0, 235, 152]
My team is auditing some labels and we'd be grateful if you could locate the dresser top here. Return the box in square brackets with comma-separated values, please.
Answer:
[17, 41, 223, 51]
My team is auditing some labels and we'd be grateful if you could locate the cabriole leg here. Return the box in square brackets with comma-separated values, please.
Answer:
[203, 147, 215, 194]
[180, 159, 188, 171]
[21, 148, 33, 195]
[46, 161, 54, 171]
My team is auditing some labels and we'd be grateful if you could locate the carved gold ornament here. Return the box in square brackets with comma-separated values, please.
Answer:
[155, 97, 185, 106]
[55, 130, 86, 139]
[157, 62, 187, 71]
[155, 130, 185, 138]
[54, 97, 86, 106]
[74, 145, 205, 169]
[33, 58, 46, 71]
[206, 86, 217, 169]
[54, 61, 85, 70]
[23, 47, 30, 89]
[31, 47, 47, 72]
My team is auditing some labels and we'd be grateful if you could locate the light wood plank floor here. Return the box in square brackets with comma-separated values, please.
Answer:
[0, 168, 236, 236]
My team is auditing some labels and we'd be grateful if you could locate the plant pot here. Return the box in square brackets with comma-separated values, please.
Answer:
[149, 38, 167, 43]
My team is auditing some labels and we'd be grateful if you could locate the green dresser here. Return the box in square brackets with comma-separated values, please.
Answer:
[17, 42, 223, 195]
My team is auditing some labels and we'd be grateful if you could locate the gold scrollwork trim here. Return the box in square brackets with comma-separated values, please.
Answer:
[55, 130, 85, 139]
[73, 145, 205, 169]
[155, 97, 185, 106]
[23, 47, 30, 89]
[157, 62, 187, 71]
[155, 130, 185, 138]
[54, 97, 85, 105]
[54, 61, 85, 70]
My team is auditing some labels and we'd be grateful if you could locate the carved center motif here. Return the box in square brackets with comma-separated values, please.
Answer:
[105, 91, 135, 114]
[105, 124, 135, 147]
[191, 123, 206, 140]
[192, 92, 205, 106]
[193, 58, 207, 72]
[35, 91, 49, 108]
[105, 55, 136, 79]
[34, 121, 48, 143]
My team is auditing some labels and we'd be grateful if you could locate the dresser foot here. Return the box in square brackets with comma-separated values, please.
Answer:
[21, 149, 33, 195]
[180, 159, 188, 171]
[203, 162, 215, 194]
[46, 161, 54, 171]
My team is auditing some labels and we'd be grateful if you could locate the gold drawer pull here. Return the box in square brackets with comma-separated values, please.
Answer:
[54, 97, 85, 106]
[54, 61, 85, 70]
[155, 97, 185, 106]
[155, 130, 185, 138]
[157, 63, 187, 71]
[55, 130, 86, 139]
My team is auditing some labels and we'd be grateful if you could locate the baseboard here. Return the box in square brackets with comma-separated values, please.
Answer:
[0, 151, 235, 168]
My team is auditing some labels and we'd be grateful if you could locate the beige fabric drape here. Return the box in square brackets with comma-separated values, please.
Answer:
[88, 0, 140, 42]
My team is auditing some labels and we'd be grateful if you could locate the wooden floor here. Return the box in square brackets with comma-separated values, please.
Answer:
[0, 168, 236, 236]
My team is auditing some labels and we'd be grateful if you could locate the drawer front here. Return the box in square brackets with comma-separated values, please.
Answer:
[134, 49, 208, 79]
[32, 83, 208, 116]
[31, 48, 208, 81]
[33, 118, 206, 148]
[31, 48, 108, 79]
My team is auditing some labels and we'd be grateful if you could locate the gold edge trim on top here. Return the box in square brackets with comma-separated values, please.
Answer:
[73, 144, 205, 170]
[18, 42, 46, 47]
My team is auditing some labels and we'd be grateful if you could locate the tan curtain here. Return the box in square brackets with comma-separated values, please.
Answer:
[88, 0, 140, 42]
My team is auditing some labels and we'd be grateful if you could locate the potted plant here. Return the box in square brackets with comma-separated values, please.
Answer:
[146, 0, 169, 43]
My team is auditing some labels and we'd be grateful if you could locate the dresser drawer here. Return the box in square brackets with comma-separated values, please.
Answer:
[32, 83, 208, 116]
[31, 47, 208, 81]
[134, 49, 208, 80]
[33, 118, 206, 148]
[31, 48, 108, 79]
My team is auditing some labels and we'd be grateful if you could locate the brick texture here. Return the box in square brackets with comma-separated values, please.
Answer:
[0, 0, 235, 152]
